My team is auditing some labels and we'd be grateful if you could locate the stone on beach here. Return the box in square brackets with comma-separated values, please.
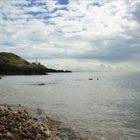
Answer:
[0, 104, 85, 140]
[0, 105, 52, 140]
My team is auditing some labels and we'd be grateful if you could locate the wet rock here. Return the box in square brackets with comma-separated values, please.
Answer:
[89, 78, 93, 80]
[36, 108, 43, 115]
[33, 117, 38, 121]
[37, 83, 45, 86]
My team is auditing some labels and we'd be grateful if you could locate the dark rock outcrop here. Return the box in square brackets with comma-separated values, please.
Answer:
[46, 68, 72, 73]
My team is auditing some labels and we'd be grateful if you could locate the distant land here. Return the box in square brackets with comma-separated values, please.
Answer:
[0, 52, 71, 75]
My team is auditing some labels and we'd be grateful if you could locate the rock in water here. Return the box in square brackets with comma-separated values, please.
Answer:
[37, 83, 45, 86]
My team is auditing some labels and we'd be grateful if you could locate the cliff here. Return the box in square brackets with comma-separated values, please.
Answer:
[0, 52, 71, 75]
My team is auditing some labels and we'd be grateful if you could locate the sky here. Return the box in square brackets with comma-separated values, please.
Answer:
[0, 0, 140, 71]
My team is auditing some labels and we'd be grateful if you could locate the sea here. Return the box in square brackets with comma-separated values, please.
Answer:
[0, 71, 140, 140]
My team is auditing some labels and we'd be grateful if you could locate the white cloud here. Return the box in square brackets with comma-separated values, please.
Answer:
[0, 0, 140, 71]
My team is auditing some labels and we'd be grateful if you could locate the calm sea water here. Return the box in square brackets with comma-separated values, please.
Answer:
[0, 72, 140, 140]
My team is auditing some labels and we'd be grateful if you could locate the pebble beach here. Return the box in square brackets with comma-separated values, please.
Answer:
[0, 104, 85, 140]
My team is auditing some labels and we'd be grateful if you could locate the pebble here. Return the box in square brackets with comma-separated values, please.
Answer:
[6, 132, 12, 137]
[0, 105, 85, 140]
[0, 105, 50, 140]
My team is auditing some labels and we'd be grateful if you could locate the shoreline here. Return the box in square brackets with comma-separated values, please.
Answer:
[0, 104, 85, 140]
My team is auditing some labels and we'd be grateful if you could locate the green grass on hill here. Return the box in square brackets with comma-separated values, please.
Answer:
[0, 52, 30, 65]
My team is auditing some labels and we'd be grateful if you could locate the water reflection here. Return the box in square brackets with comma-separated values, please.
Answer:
[0, 72, 140, 139]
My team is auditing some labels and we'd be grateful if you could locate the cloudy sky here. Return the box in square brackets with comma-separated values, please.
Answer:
[0, 0, 140, 71]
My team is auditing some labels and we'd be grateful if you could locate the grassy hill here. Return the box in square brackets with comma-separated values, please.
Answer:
[0, 52, 30, 65]
[0, 52, 47, 75]
[0, 52, 71, 75]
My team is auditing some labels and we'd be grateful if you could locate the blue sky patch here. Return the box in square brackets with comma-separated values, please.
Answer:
[57, 0, 69, 5]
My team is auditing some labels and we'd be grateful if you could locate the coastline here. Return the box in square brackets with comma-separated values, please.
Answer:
[0, 104, 85, 140]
